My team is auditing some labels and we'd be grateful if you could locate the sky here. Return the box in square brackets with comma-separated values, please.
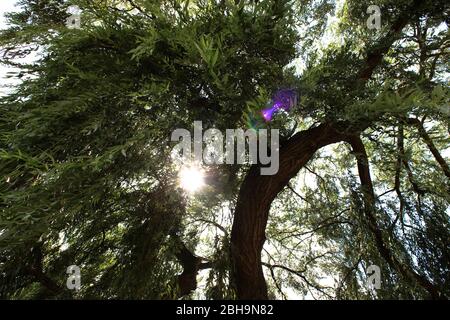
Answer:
[0, 0, 448, 300]
[0, 0, 21, 96]
[0, 0, 17, 30]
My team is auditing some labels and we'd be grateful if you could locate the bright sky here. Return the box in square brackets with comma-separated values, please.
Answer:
[0, 0, 21, 96]
[0, 0, 17, 29]
[0, 0, 448, 300]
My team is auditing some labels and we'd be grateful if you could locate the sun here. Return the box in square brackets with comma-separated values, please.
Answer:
[179, 166, 205, 193]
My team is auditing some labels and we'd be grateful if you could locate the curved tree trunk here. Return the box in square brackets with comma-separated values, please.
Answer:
[229, 0, 425, 299]
[230, 122, 349, 299]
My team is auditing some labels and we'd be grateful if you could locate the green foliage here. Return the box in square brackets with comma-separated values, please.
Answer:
[0, 0, 449, 299]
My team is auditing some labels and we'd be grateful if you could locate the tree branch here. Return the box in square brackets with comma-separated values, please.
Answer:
[172, 236, 212, 297]
[358, 1, 421, 81]
[230, 0, 428, 299]
[346, 135, 445, 299]
[405, 118, 450, 179]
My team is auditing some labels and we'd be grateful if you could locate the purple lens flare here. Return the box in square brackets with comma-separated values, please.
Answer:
[262, 107, 276, 121]
[261, 89, 298, 121]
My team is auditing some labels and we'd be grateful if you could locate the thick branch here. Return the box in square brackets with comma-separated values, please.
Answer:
[231, 122, 350, 299]
[391, 124, 406, 228]
[346, 135, 445, 299]
[230, 1, 425, 300]
[405, 118, 450, 179]
[28, 246, 64, 295]
[172, 236, 211, 297]
[27, 267, 64, 295]
[358, 0, 423, 81]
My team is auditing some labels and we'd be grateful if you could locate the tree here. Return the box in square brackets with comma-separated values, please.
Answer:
[0, 0, 449, 300]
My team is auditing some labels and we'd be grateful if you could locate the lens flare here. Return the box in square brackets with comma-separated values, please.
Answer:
[179, 166, 205, 193]
[249, 89, 297, 127]
[262, 89, 298, 121]
[245, 89, 298, 129]
[262, 106, 276, 122]
[246, 110, 265, 132]
[274, 89, 298, 111]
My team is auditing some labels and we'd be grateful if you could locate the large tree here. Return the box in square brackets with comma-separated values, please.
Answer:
[0, 0, 449, 299]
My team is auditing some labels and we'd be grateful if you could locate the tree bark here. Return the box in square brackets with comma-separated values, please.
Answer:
[230, 0, 429, 300]
[230, 122, 350, 299]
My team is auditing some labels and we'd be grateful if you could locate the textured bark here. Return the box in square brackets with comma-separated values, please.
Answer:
[230, 122, 350, 299]
[230, 0, 432, 300]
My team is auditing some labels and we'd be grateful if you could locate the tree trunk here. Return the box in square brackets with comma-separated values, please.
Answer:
[230, 0, 424, 299]
[230, 122, 350, 299]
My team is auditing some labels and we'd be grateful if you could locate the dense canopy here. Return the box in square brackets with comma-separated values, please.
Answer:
[0, 0, 449, 299]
